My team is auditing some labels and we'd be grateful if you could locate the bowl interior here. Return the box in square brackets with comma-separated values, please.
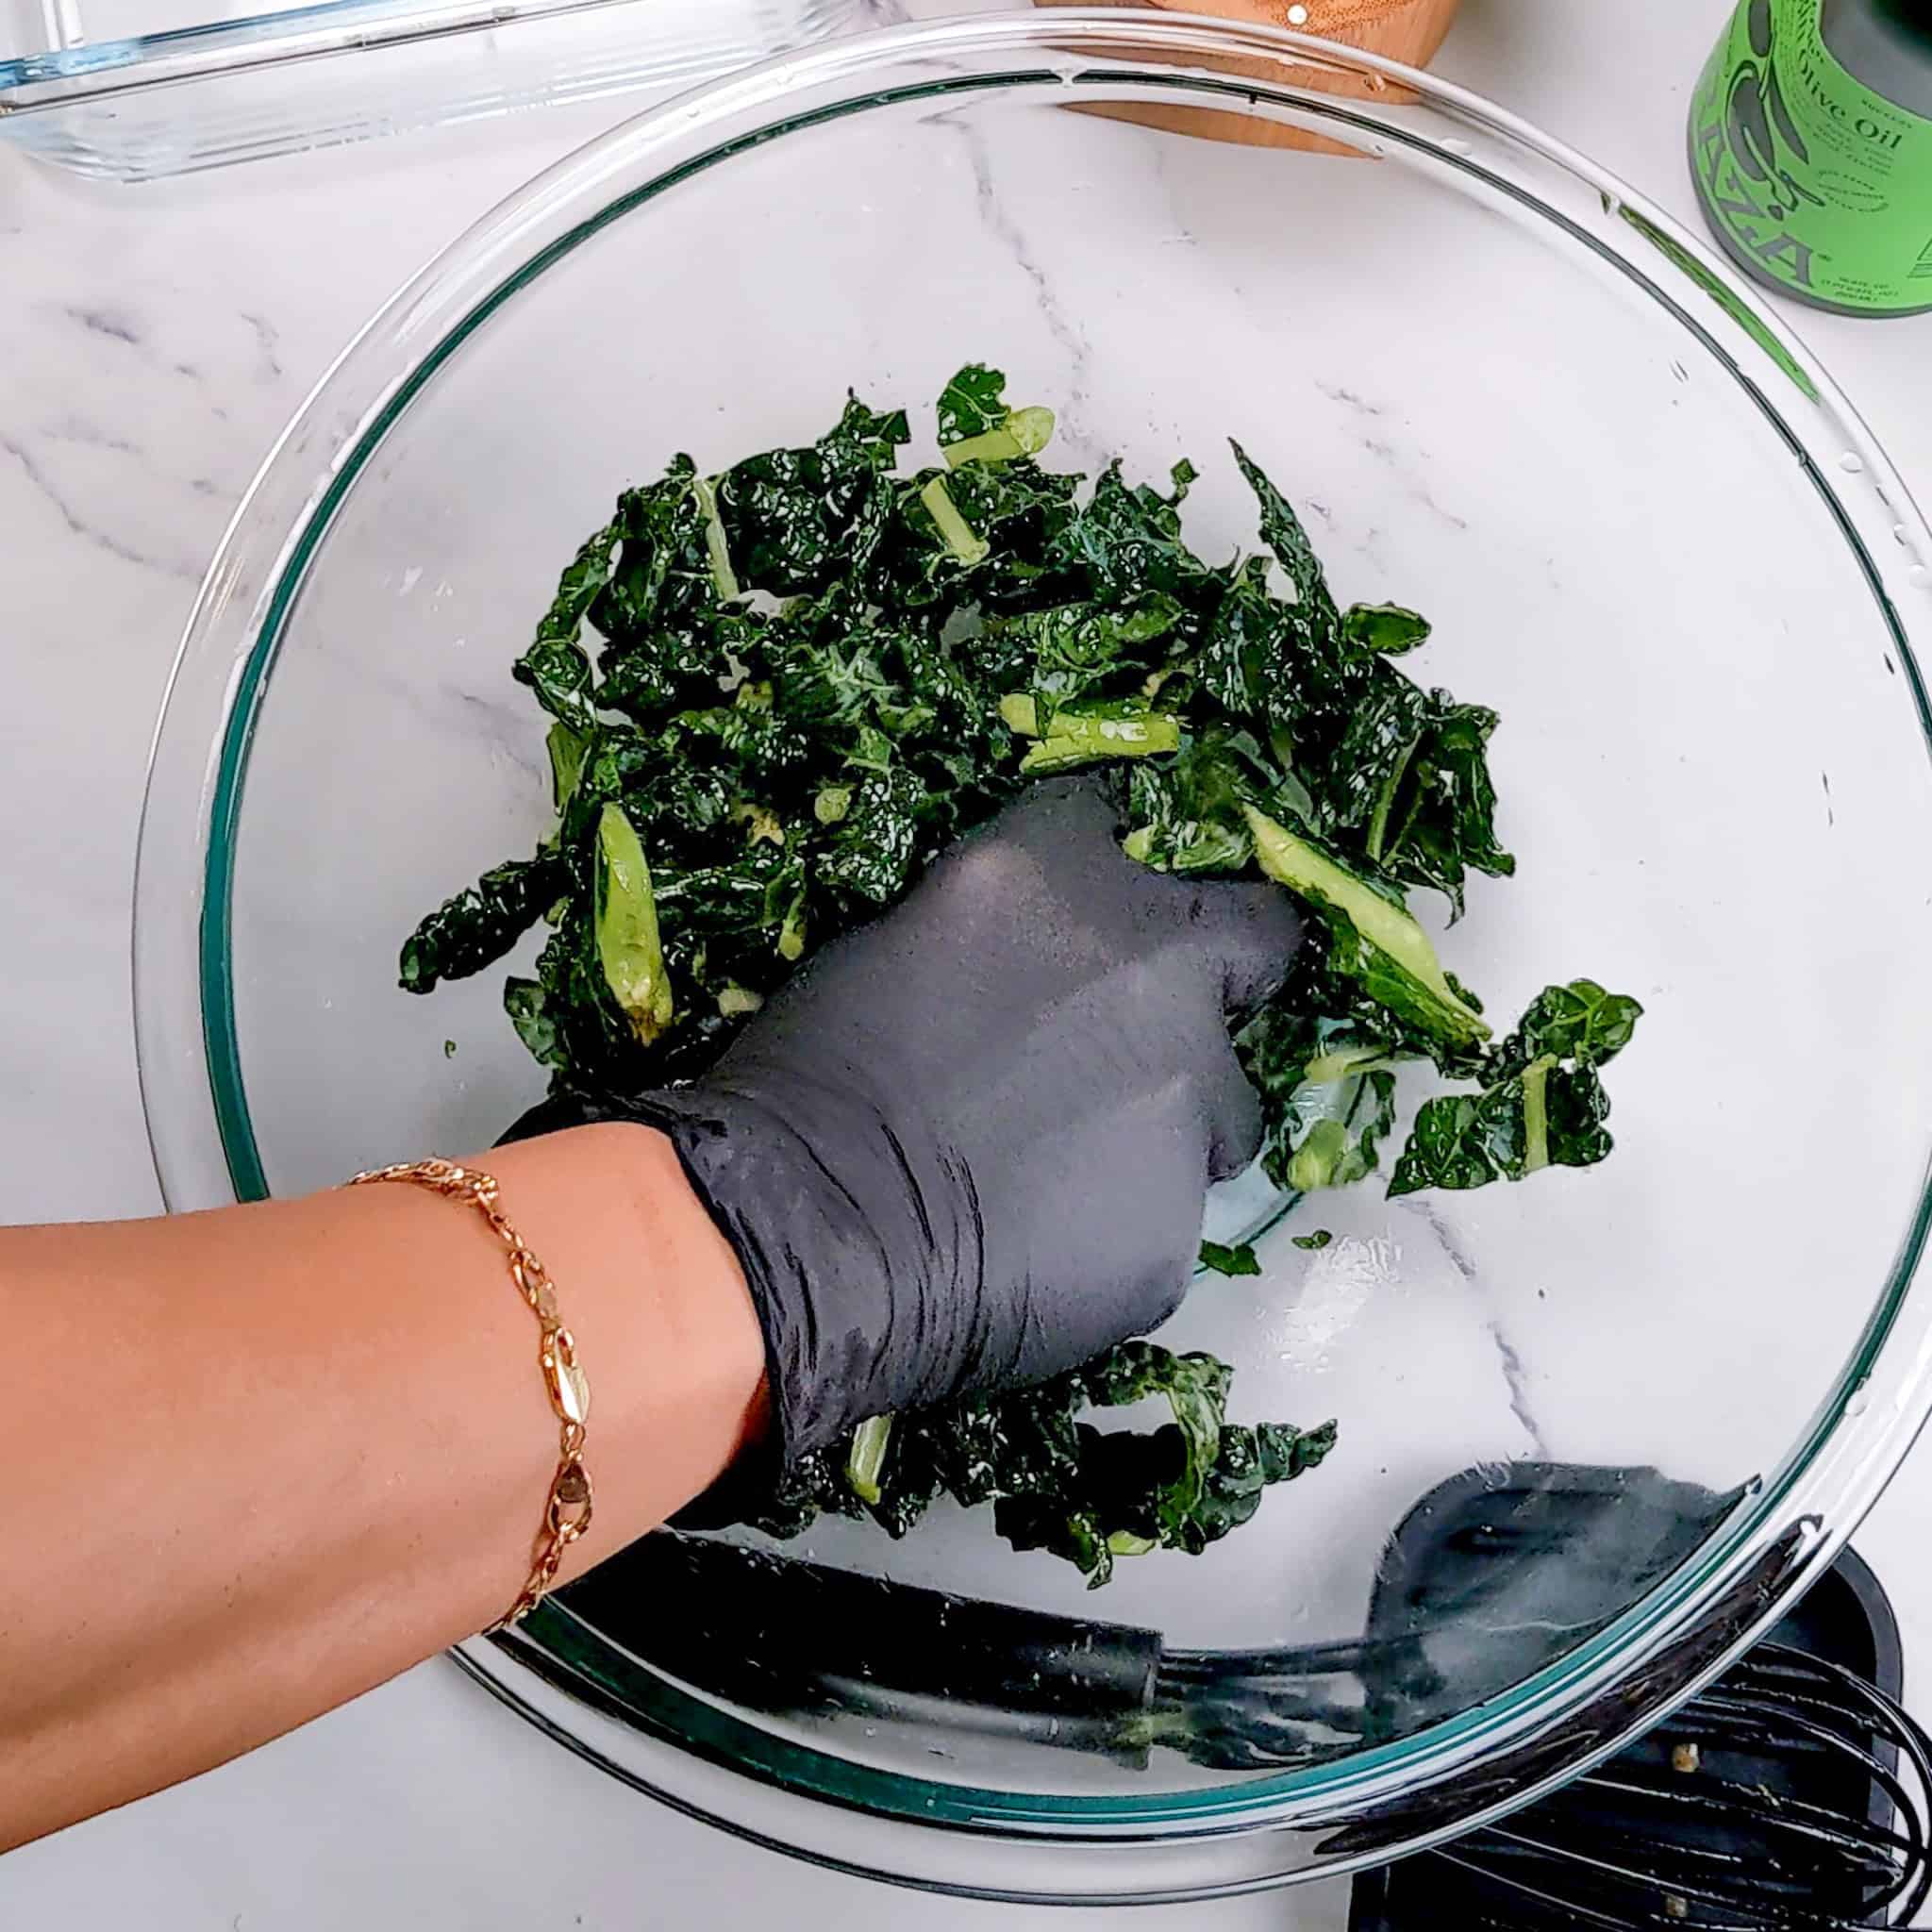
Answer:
[189, 33, 1932, 1837]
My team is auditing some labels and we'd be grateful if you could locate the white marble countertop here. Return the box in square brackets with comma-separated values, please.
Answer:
[4, 1, 1931, 1924]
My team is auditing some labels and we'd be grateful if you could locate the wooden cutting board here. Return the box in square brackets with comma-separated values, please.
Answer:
[1032, 0, 1463, 147]
[1034, 0, 1460, 73]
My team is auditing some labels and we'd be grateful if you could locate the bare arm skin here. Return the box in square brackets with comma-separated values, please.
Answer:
[0, 1123, 765, 1851]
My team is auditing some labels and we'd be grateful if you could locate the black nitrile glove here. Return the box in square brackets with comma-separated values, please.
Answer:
[509, 778, 1302, 1470]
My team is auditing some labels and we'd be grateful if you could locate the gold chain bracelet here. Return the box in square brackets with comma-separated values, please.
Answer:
[349, 1158, 592, 1630]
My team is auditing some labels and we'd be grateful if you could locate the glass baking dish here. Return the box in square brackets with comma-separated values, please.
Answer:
[0, 0, 864, 178]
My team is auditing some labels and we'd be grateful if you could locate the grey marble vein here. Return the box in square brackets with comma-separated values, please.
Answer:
[1414, 1199, 1549, 1457]
[1485, 1318, 1547, 1459]
[948, 117, 1108, 471]
[63, 302, 143, 346]
[1357, 434, 1471, 532]
[241, 311, 284, 382]
[1312, 379, 1471, 533]
[1315, 380, 1384, 419]
[40, 416, 140, 455]
[0, 434, 203, 582]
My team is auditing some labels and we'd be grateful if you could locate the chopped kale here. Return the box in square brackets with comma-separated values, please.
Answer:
[400, 851, 564, 994]
[1389, 979, 1644, 1196]
[938, 360, 1057, 467]
[1198, 1240, 1261, 1278]
[402, 364, 1642, 1581]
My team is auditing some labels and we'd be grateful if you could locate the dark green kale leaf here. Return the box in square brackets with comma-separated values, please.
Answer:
[888, 457, 1081, 613]
[1079, 1340, 1231, 1523]
[399, 850, 565, 994]
[512, 516, 624, 736]
[936, 361, 1056, 468]
[815, 765, 926, 907]
[1230, 439, 1341, 663]
[1341, 602, 1431, 658]
[1377, 695, 1514, 916]
[1116, 720, 1322, 879]
[502, 903, 632, 1088]
[1174, 1419, 1339, 1554]
[1050, 458, 1216, 609]
[659, 693, 817, 788]
[1199, 1240, 1261, 1278]
[717, 394, 908, 597]
[751, 1448, 867, 1541]
[1318, 660, 1432, 851]
[996, 1397, 1337, 1584]
[1275, 1067, 1398, 1194]
[546, 723, 590, 814]
[991, 1342, 1239, 1588]
[1193, 556, 1291, 721]
[989, 591, 1183, 705]
[597, 625, 739, 724]
[1314, 663, 1514, 918]
[1245, 807, 1491, 1056]
[994, 1489, 1118, 1584]
[758, 1338, 1324, 1591]
[504, 976, 567, 1071]
[928, 1380, 1085, 1507]
[1389, 1079, 1527, 1195]
[1389, 979, 1643, 1195]
[1234, 983, 1409, 1194]
[1508, 977, 1645, 1064]
[587, 458, 726, 650]
[938, 362, 1010, 444]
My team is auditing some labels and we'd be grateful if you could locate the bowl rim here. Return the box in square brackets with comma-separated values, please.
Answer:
[133, 5, 1932, 1895]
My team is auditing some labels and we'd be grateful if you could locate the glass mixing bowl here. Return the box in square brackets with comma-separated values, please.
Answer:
[135, 9, 1932, 1904]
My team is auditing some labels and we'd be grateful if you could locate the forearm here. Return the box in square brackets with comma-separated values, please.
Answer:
[0, 1123, 764, 1850]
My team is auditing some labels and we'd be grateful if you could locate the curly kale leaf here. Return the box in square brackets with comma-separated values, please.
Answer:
[753, 1341, 1328, 1591]
[1315, 661, 1513, 918]
[1181, 1419, 1340, 1552]
[1050, 458, 1217, 609]
[399, 850, 564, 994]
[1230, 438, 1342, 667]
[1245, 808, 1490, 1055]
[996, 1401, 1337, 1585]
[716, 395, 908, 597]
[991, 1342, 1328, 1588]
[887, 458, 1082, 612]
[1389, 979, 1644, 1195]
[588, 458, 727, 651]
[512, 517, 625, 735]
[1198, 1240, 1261, 1278]
[1341, 601, 1431, 658]
[990, 591, 1183, 706]
[937, 362, 1057, 468]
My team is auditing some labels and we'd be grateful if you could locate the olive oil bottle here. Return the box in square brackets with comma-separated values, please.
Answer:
[1690, 0, 1932, 316]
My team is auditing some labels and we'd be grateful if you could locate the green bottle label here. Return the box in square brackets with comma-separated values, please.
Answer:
[1691, 0, 1932, 314]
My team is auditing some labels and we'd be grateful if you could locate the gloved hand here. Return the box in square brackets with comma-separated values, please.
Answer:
[509, 777, 1302, 1469]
